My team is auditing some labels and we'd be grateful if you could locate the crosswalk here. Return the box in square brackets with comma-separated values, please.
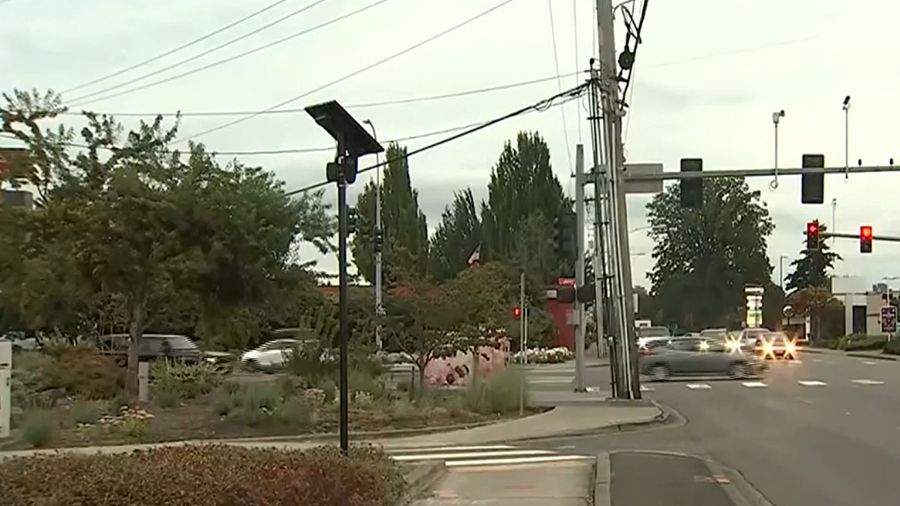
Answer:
[388, 444, 593, 468]
[649, 378, 888, 390]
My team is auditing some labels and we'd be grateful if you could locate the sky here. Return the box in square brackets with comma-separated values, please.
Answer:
[3, 0, 900, 291]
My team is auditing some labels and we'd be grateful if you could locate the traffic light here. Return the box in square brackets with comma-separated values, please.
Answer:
[347, 207, 359, 234]
[374, 229, 384, 253]
[806, 220, 821, 250]
[553, 210, 577, 261]
[860, 225, 873, 253]
[679, 158, 703, 208]
[557, 285, 576, 303]
[513, 306, 522, 319]
[801, 154, 825, 204]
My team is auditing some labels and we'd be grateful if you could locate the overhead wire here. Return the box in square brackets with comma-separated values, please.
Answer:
[546, 0, 574, 178]
[285, 82, 589, 196]
[58, 71, 580, 118]
[573, 0, 583, 144]
[61, 0, 294, 95]
[66, 0, 386, 108]
[175, 0, 518, 144]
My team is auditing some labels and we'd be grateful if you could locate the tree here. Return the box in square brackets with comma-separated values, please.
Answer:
[428, 188, 481, 282]
[647, 177, 774, 330]
[481, 131, 574, 282]
[1, 89, 335, 399]
[785, 223, 841, 292]
[351, 142, 428, 285]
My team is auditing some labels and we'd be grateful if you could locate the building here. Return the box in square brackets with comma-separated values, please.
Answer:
[832, 276, 894, 336]
[2, 189, 34, 210]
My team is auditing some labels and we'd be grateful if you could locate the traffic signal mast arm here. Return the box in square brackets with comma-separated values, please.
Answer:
[623, 164, 899, 182]
[823, 231, 900, 242]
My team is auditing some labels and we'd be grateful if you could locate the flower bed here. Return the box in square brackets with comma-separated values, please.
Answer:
[512, 346, 574, 364]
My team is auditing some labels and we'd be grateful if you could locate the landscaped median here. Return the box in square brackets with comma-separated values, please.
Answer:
[808, 334, 900, 359]
[0, 444, 406, 506]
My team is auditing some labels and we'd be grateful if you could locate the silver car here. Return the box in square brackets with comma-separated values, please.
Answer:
[639, 337, 767, 381]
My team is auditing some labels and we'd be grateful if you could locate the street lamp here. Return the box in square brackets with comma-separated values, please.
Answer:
[831, 198, 837, 247]
[305, 100, 384, 454]
[779, 255, 791, 291]
[843, 95, 851, 180]
[362, 119, 384, 351]
[771, 109, 785, 189]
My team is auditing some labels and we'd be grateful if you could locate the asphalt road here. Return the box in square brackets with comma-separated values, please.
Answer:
[528, 351, 900, 506]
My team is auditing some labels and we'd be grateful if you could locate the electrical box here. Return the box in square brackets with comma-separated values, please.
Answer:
[0, 341, 11, 439]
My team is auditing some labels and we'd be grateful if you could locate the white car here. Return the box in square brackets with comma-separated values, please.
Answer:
[240, 339, 305, 368]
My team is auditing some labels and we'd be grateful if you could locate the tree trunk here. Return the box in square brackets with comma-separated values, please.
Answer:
[126, 296, 146, 403]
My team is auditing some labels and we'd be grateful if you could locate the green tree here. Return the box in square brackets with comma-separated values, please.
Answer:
[785, 223, 841, 292]
[647, 177, 774, 330]
[428, 188, 481, 282]
[481, 131, 574, 282]
[352, 143, 428, 284]
[1, 89, 335, 398]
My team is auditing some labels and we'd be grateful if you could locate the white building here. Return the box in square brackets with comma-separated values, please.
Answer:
[832, 276, 891, 336]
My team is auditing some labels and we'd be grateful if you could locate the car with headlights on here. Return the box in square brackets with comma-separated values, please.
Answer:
[639, 337, 767, 381]
[755, 331, 799, 360]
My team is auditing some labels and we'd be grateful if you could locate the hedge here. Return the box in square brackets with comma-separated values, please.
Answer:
[0, 445, 406, 506]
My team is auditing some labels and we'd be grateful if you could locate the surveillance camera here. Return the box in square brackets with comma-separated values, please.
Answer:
[843, 95, 851, 105]
[779, 110, 785, 117]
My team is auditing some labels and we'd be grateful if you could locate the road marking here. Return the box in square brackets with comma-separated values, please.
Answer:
[852, 379, 885, 385]
[863, 361, 878, 365]
[686, 383, 712, 390]
[811, 358, 824, 363]
[798, 380, 827, 386]
[640, 385, 654, 392]
[389, 444, 593, 468]
[445, 454, 594, 467]
[391, 449, 552, 462]
[527, 378, 574, 385]
[742, 381, 768, 388]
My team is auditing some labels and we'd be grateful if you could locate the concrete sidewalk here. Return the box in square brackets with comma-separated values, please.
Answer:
[802, 346, 898, 361]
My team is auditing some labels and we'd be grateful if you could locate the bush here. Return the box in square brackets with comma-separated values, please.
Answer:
[151, 359, 221, 400]
[40, 347, 123, 399]
[838, 335, 887, 351]
[884, 338, 900, 355]
[71, 402, 102, 425]
[0, 445, 405, 506]
[220, 384, 317, 429]
[21, 413, 54, 448]
[465, 366, 525, 415]
[153, 386, 181, 409]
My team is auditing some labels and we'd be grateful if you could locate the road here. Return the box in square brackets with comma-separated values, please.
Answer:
[527, 351, 900, 506]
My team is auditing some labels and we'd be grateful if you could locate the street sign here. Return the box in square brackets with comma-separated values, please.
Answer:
[624, 163, 664, 194]
[880, 306, 897, 334]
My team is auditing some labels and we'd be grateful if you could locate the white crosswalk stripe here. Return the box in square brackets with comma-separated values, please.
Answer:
[686, 383, 712, 390]
[852, 379, 885, 385]
[863, 361, 878, 365]
[742, 381, 768, 388]
[640, 384, 654, 392]
[798, 380, 827, 386]
[388, 444, 593, 468]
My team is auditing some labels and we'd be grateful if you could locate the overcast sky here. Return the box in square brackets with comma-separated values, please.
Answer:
[3, 0, 900, 290]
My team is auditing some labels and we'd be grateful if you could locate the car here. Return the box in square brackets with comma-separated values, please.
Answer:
[756, 331, 799, 359]
[700, 328, 728, 341]
[0, 331, 39, 352]
[240, 338, 321, 369]
[736, 327, 771, 351]
[98, 334, 203, 364]
[636, 326, 671, 348]
[639, 337, 767, 381]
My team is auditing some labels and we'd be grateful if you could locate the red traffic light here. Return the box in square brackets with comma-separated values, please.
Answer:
[807, 222, 819, 235]
[861, 225, 873, 253]
[513, 306, 522, 319]
[861, 225, 873, 239]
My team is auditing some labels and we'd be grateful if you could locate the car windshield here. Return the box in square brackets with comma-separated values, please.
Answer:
[157, 335, 196, 351]
[637, 326, 669, 338]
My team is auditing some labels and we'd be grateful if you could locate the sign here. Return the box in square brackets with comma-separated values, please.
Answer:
[557, 277, 577, 286]
[623, 163, 664, 194]
[881, 306, 897, 334]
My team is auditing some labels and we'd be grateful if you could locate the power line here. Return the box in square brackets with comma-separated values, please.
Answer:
[58, 72, 579, 118]
[546, 0, 573, 178]
[573, 0, 582, 144]
[176, 0, 518, 144]
[66, 0, 388, 108]
[285, 82, 588, 196]
[61, 0, 294, 95]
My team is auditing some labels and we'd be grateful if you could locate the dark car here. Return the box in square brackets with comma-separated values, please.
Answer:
[98, 333, 202, 364]
[639, 337, 767, 381]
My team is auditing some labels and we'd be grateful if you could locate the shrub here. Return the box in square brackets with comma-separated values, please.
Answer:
[465, 366, 525, 415]
[71, 402, 102, 425]
[40, 347, 123, 399]
[21, 413, 54, 448]
[151, 360, 221, 400]
[283, 341, 337, 385]
[222, 384, 317, 429]
[0, 445, 405, 506]
[274, 397, 316, 429]
[113, 418, 149, 442]
[153, 386, 181, 409]
[839, 335, 887, 351]
[884, 338, 900, 355]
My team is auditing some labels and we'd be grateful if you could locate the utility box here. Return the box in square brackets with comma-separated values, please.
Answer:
[0, 341, 11, 439]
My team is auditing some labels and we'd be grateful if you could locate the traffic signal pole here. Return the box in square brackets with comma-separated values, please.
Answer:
[623, 164, 900, 182]
[574, 145, 586, 392]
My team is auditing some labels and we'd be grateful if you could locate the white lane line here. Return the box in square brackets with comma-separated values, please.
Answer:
[798, 380, 827, 386]
[391, 449, 553, 462]
[640, 385, 654, 392]
[686, 383, 712, 390]
[446, 454, 594, 468]
[388, 445, 513, 454]
[863, 361, 878, 365]
[742, 381, 768, 388]
[527, 378, 574, 384]
[811, 358, 824, 363]
[852, 379, 885, 385]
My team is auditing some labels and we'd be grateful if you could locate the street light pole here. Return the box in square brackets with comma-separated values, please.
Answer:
[362, 119, 384, 351]
[779, 255, 789, 291]
[843, 96, 851, 180]
[771, 110, 785, 189]
[831, 198, 837, 247]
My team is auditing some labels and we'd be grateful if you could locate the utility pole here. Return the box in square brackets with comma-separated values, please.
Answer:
[363, 119, 384, 351]
[574, 144, 586, 391]
[597, 0, 640, 399]
[518, 270, 526, 416]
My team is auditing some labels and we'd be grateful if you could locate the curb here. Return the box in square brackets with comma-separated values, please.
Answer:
[395, 461, 447, 506]
[592, 452, 610, 506]
[847, 352, 897, 361]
